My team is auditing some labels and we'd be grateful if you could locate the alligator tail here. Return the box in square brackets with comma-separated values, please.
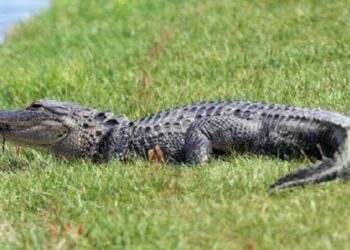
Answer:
[270, 128, 350, 192]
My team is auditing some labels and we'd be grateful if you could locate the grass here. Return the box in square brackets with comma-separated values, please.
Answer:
[0, 0, 350, 248]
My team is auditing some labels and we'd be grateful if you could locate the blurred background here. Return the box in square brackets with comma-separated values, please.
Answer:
[0, 0, 50, 43]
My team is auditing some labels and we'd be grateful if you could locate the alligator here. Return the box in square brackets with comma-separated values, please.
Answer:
[0, 99, 350, 191]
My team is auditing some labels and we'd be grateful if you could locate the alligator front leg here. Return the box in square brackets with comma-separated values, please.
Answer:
[183, 116, 260, 164]
[148, 145, 165, 164]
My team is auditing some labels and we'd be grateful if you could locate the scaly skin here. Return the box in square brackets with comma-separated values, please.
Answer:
[1, 99, 350, 191]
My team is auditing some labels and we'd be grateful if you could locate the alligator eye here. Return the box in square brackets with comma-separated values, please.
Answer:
[28, 103, 43, 110]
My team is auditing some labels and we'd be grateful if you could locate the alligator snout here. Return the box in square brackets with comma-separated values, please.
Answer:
[0, 123, 9, 134]
[0, 124, 4, 138]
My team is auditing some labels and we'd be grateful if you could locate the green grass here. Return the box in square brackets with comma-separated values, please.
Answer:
[0, 0, 350, 248]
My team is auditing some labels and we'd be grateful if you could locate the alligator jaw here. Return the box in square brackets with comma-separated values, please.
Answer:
[0, 120, 5, 143]
[0, 109, 42, 137]
[0, 108, 68, 147]
[0, 109, 48, 126]
[0, 109, 27, 148]
[0, 122, 9, 139]
[0, 110, 23, 139]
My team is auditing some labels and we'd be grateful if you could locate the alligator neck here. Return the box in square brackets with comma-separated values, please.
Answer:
[93, 121, 132, 162]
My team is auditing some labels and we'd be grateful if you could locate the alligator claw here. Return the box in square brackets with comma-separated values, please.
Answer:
[147, 145, 164, 164]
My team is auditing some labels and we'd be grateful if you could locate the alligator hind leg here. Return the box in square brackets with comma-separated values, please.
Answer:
[183, 116, 260, 164]
[184, 128, 212, 164]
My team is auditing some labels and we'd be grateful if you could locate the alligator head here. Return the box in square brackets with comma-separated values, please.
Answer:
[0, 100, 128, 160]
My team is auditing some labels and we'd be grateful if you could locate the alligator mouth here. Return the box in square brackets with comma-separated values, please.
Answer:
[0, 109, 68, 147]
[0, 123, 7, 152]
[0, 110, 39, 126]
[0, 110, 31, 138]
[0, 123, 8, 136]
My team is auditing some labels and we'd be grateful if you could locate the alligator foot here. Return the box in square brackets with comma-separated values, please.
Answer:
[147, 146, 164, 164]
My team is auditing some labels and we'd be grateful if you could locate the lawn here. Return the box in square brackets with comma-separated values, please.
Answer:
[0, 0, 350, 249]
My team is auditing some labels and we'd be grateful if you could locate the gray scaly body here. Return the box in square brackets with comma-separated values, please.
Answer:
[1, 99, 350, 191]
